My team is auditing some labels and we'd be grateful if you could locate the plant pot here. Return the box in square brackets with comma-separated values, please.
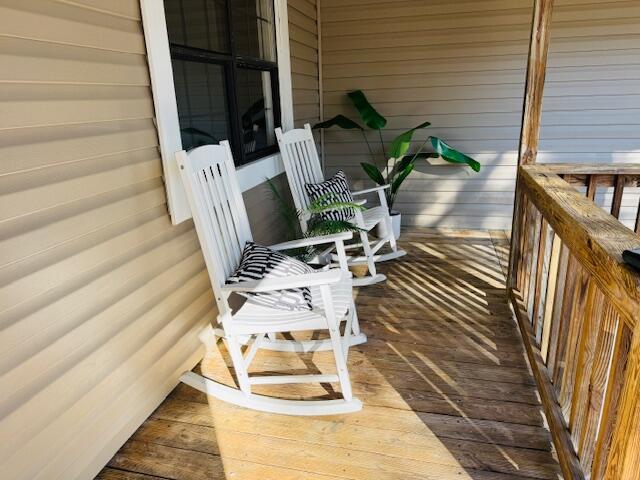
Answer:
[376, 210, 401, 240]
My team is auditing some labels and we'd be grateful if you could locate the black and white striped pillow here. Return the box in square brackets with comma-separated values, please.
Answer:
[227, 242, 314, 311]
[305, 170, 355, 222]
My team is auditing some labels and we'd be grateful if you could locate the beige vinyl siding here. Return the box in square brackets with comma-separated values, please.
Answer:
[320, 0, 533, 229]
[289, 0, 321, 127]
[320, 0, 640, 230]
[539, 0, 640, 230]
[0, 1, 285, 479]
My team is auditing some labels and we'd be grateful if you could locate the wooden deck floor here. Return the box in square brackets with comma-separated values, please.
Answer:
[97, 229, 561, 480]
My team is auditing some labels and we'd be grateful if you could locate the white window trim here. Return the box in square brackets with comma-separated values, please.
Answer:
[140, 0, 294, 225]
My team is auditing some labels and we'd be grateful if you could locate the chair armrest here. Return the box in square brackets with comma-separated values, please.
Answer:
[269, 231, 353, 251]
[351, 184, 390, 196]
[221, 269, 343, 293]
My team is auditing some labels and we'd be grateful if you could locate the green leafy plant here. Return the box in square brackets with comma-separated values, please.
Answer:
[313, 90, 481, 212]
[266, 180, 364, 261]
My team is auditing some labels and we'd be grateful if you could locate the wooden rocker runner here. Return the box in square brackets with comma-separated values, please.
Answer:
[276, 124, 407, 287]
[176, 142, 365, 415]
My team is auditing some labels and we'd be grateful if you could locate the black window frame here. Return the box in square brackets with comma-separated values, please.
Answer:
[166, 0, 281, 166]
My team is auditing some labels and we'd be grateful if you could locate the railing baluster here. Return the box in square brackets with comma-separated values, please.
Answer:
[546, 243, 570, 374]
[532, 220, 550, 341]
[577, 301, 618, 475]
[587, 174, 598, 200]
[610, 175, 625, 219]
[603, 330, 640, 479]
[517, 197, 532, 293]
[524, 206, 542, 315]
[540, 233, 562, 361]
[559, 265, 590, 421]
[552, 254, 579, 391]
[592, 323, 633, 479]
[568, 281, 605, 450]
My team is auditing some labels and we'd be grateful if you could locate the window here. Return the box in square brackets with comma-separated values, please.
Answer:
[164, 0, 281, 165]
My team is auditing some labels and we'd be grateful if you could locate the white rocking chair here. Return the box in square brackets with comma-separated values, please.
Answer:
[176, 142, 365, 415]
[275, 124, 407, 287]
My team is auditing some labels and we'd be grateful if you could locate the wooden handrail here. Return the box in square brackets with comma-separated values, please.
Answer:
[508, 164, 640, 480]
[519, 165, 640, 328]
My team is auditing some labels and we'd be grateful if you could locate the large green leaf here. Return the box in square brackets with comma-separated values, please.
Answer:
[360, 162, 386, 186]
[391, 163, 414, 194]
[347, 90, 387, 130]
[389, 121, 431, 159]
[312, 115, 363, 130]
[430, 136, 481, 172]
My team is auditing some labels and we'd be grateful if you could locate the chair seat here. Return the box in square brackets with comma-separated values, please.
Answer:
[230, 275, 353, 334]
[361, 206, 388, 231]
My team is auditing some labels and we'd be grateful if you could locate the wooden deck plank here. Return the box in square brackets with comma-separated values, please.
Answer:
[97, 229, 561, 480]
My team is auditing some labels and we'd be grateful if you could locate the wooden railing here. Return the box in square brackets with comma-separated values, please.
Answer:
[507, 164, 640, 480]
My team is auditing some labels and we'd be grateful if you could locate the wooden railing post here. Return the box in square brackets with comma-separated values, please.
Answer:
[507, 0, 554, 290]
[518, 0, 555, 165]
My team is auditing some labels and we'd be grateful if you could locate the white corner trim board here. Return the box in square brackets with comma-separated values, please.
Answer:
[140, 0, 294, 225]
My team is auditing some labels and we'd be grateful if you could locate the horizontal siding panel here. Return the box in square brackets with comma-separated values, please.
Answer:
[404, 214, 515, 230]
[289, 0, 320, 128]
[0, 152, 162, 222]
[59, 0, 143, 20]
[0, 84, 154, 130]
[288, 6, 317, 33]
[324, 26, 530, 53]
[0, 119, 159, 175]
[0, 0, 146, 54]
[289, 0, 316, 19]
[288, 22, 317, 49]
[291, 56, 318, 77]
[293, 89, 319, 105]
[290, 40, 318, 64]
[0, 181, 167, 267]
[326, 80, 640, 105]
[322, 8, 531, 37]
[0, 36, 149, 85]
[323, 0, 533, 21]
[395, 190, 516, 205]
[291, 72, 318, 90]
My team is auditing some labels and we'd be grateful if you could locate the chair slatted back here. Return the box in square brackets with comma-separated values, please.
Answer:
[176, 142, 252, 313]
[275, 124, 324, 232]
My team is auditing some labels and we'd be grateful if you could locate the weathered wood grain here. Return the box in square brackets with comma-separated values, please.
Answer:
[603, 330, 640, 480]
[520, 166, 640, 329]
[518, 0, 555, 165]
[592, 323, 633, 480]
[540, 233, 562, 361]
[577, 302, 618, 474]
[545, 243, 570, 375]
[569, 282, 606, 450]
[509, 165, 640, 480]
[610, 175, 625, 219]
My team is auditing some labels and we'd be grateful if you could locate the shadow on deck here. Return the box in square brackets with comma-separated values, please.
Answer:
[97, 229, 561, 480]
